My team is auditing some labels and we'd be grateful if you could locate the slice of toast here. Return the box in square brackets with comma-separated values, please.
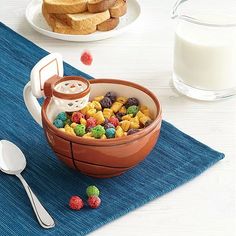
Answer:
[97, 17, 119, 31]
[42, 5, 96, 35]
[87, 0, 116, 13]
[110, 0, 127, 18]
[55, 10, 110, 30]
[43, 0, 88, 14]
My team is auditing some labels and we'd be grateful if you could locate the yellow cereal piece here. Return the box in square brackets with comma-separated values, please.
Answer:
[136, 111, 145, 119]
[130, 122, 140, 129]
[142, 109, 150, 117]
[91, 101, 102, 110]
[116, 96, 128, 104]
[93, 96, 104, 102]
[140, 105, 148, 112]
[140, 105, 151, 117]
[80, 102, 95, 115]
[64, 124, 70, 130]
[120, 120, 131, 132]
[130, 116, 139, 124]
[80, 106, 88, 115]
[119, 106, 127, 114]
[115, 126, 124, 138]
[87, 102, 95, 110]
[87, 108, 97, 117]
[122, 114, 133, 121]
[93, 111, 105, 125]
[111, 102, 123, 113]
[123, 132, 128, 136]
[70, 122, 78, 129]
[140, 116, 151, 125]
[59, 128, 65, 132]
[80, 118, 87, 126]
[103, 108, 113, 119]
[101, 134, 107, 139]
[64, 124, 76, 136]
[83, 132, 95, 139]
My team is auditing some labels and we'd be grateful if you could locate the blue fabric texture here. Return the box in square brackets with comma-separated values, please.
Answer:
[0, 23, 224, 236]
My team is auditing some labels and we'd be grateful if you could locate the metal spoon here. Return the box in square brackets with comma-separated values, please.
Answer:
[0, 140, 55, 229]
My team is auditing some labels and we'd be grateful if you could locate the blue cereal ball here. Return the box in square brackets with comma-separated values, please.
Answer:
[105, 128, 116, 139]
[53, 119, 64, 128]
[56, 112, 67, 122]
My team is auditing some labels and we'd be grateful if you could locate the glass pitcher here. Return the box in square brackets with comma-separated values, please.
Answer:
[172, 0, 236, 101]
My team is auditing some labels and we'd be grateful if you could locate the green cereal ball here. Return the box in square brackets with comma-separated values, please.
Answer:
[86, 185, 100, 197]
[56, 112, 67, 122]
[91, 125, 105, 139]
[74, 124, 86, 137]
[127, 105, 139, 116]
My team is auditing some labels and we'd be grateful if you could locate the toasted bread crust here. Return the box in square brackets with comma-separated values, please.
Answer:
[57, 10, 110, 30]
[97, 17, 119, 31]
[42, 5, 96, 35]
[110, 0, 127, 17]
[43, 0, 88, 14]
[88, 0, 116, 13]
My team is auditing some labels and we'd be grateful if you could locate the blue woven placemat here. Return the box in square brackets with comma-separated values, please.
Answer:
[0, 22, 224, 236]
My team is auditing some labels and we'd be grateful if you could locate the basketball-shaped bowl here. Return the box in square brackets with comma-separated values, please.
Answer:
[42, 79, 162, 178]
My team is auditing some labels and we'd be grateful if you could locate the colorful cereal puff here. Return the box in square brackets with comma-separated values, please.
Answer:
[74, 124, 86, 136]
[92, 125, 105, 138]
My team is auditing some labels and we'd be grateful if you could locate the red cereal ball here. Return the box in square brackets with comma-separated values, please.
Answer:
[72, 112, 84, 123]
[81, 51, 93, 66]
[86, 117, 97, 127]
[109, 117, 119, 127]
[87, 196, 101, 209]
[69, 196, 84, 210]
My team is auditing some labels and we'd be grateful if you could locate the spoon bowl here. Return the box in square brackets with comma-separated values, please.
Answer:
[0, 140, 26, 175]
[0, 140, 55, 229]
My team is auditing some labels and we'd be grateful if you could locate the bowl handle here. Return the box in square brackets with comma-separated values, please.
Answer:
[23, 81, 42, 127]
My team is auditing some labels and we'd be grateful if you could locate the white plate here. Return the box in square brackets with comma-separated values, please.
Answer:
[25, 0, 141, 42]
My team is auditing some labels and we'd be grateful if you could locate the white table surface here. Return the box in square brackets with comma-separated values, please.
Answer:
[1, 0, 235, 235]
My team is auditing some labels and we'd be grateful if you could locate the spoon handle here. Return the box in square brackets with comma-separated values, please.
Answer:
[16, 174, 55, 229]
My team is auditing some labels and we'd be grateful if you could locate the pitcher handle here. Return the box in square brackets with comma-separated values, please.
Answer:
[171, 0, 188, 19]
[23, 82, 42, 127]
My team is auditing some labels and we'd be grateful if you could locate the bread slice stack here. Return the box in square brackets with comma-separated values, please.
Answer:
[42, 0, 127, 35]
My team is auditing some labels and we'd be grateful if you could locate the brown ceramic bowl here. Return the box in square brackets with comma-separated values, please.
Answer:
[42, 79, 162, 178]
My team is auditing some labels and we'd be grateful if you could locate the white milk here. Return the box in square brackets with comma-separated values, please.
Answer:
[174, 15, 236, 91]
